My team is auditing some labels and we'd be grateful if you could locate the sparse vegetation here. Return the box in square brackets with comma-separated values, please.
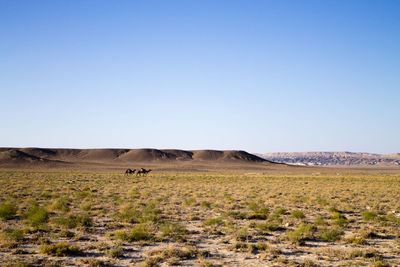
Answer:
[24, 204, 49, 227]
[40, 242, 82, 256]
[161, 222, 187, 240]
[203, 217, 224, 226]
[331, 211, 348, 226]
[106, 245, 124, 258]
[319, 228, 344, 241]
[345, 236, 366, 245]
[1, 229, 24, 242]
[51, 197, 71, 213]
[256, 222, 282, 232]
[0, 203, 18, 220]
[287, 223, 315, 242]
[290, 209, 305, 219]
[362, 211, 378, 221]
[112, 224, 153, 242]
[0, 170, 399, 266]
[53, 214, 93, 229]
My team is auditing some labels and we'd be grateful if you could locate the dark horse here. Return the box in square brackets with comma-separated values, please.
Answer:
[125, 168, 136, 175]
[136, 168, 152, 176]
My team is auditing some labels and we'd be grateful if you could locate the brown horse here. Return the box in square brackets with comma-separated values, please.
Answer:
[125, 168, 136, 175]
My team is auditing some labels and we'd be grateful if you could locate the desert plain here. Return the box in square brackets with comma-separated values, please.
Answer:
[0, 148, 399, 266]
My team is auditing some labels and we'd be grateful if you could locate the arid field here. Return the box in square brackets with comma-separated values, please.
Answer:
[1, 169, 400, 266]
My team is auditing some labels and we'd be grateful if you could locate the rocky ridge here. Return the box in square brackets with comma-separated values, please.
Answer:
[258, 152, 400, 167]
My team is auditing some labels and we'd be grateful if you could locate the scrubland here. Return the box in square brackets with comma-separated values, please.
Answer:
[0, 171, 399, 266]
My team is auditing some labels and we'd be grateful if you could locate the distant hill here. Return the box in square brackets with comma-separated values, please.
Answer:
[258, 152, 400, 167]
[0, 147, 270, 171]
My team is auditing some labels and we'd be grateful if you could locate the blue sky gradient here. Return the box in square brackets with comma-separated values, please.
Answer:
[1, 1, 399, 153]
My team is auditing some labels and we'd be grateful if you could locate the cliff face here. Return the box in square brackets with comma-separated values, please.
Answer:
[258, 152, 400, 167]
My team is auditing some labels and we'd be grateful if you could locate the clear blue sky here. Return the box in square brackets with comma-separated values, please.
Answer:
[1, 1, 399, 154]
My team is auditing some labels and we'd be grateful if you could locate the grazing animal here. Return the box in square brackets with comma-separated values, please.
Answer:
[143, 169, 152, 176]
[125, 168, 136, 175]
[136, 168, 144, 176]
[136, 168, 152, 176]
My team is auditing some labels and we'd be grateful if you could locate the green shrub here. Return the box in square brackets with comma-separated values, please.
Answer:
[298, 196, 309, 203]
[227, 211, 247, 220]
[40, 242, 82, 256]
[203, 217, 223, 226]
[140, 200, 161, 223]
[386, 215, 400, 225]
[113, 224, 153, 242]
[268, 213, 283, 223]
[0, 202, 18, 219]
[290, 210, 305, 219]
[161, 222, 187, 240]
[370, 260, 390, 267]
[147, 246, 198, 262]
[345, 236, 366, 245]
[247, 201, 269, 216]
[115, 201, 160, 224]
[115, 204, 141, 223]
[347, 248, 382, 260]
[256, 222, 282, 232]
[78, 214, 93, 227]
[274, 208, 287, 215]
[362, 211, 377, 221]
[59, 230, 75, 238]
[52, 197, 70, 213]
[234, 227, 250, 241]
[347, 249, 364, 258]
[24, 205, 49, 227]
[328, 207, 340, 213]
[319, 228, 344, 241]
[106, 246, 124, 258]
[201, 201, 212, 209]
[232, 241, 249, 252]
[1, 228, 24, 242]
[80, 202, 92, 211]
[223, 193, 233, 201]
[314, 216, 328, 226]
[53, 214, 93, 229]
[53, 216, 78, 229]
[331, 212, 348, 226]
[75, 190, 93, 200]
[112, 230, 128, 241]
[287, 224, 316, 241]
[255, 241, 268, 251]
[316, 198, 329, 206]
[128, 225, 153, 241]
[127, 189, 140, 199]
[183, 198, 196, 206]
[40, 191, 55, 199]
